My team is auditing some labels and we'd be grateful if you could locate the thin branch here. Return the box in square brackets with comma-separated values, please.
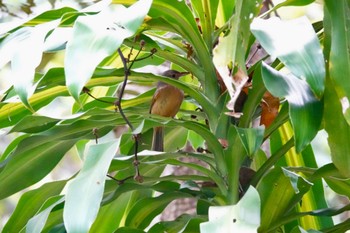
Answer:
[115, 40, 150, 183]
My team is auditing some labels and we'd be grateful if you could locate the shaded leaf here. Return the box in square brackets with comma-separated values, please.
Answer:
[324, 0, 350, 124]
[324, 77, 350, 177]
[125, 191, 193, 229]
[235, 126, 265, 158]
[3, 181, 66, 233]
[10, 115, 60, 133]
[0, 139, 75, 200]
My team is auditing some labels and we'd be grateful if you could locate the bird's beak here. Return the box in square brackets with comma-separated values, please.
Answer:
[177, 72, 190, 77]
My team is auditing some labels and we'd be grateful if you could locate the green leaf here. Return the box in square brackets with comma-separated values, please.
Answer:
[3, 181, 66, 233]
[200, 186, 260, 232]
[148, 0, 219, 102]
[148, 214, 206, 233]
[258, 167, 313, 232]
[10, 115, 60, 133]
[324, 0, 350, 124]
[251, 17, 325, 98]
[125, 191, 193, 229]
[261, 62, 323, 152]
[26, 196, 65, 233]
[65, 0, 152, 100]
[0, 139, 75, 200]
[63, 140, 120, 233]
[235, 126, 265, 158]
[191, 0, 219, 49]
[324, 77, 350, 177]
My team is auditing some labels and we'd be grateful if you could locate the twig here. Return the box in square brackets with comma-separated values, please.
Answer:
[115, 39, 151, 183]
[107, 174, 134, 185]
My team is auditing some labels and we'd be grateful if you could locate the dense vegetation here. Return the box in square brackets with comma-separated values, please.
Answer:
[0, 0, 350, 232]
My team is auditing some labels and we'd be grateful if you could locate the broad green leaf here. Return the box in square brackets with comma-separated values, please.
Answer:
[114, 228, 145, 233]
[325, 177, 350, 199]
[10, 115, 60, 133]
[261, 62, 323, 152]
[148, 214, 206, 233]
[235, 126, 265, 158]
[63, 140, 120, 233]
[251, 17, 325, 98]
[258, 167, 313, 232]
[65, 0, 152, 100]
[324, 77, 350, 177]
[0, 139, 75, 200]
[200, 186, 260, 233]
[3, 181, 66, 233]
[125, 191, 193, 229]
[324, 0, 350, 124]
[26, 196, 65, 233]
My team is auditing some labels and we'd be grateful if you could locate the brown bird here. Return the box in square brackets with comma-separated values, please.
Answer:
[150, 70, 189, 151]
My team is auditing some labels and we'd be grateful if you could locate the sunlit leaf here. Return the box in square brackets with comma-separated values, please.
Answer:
[1, 20, 60, 108]
[261, 62, 323, 152]
[26, 196, 64, 233]
[63, 140, 120, 233]
[251, 17, 325, 98]
[200, 186, 260, 233]
[65, 0, 152, 100]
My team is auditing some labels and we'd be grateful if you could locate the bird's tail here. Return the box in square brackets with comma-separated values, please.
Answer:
[152, 126, 164, 151]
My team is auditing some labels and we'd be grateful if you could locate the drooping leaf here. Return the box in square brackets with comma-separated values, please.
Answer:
[261, 62, 323, 152]
[26, 196, 65, 233]
[2, 20, 60, 108]
[200, 186, 260, 233]
[324, 0, 350, 124]
[65, 0, 152, 100]
[0, 139, 75, 200]
[251, 16, 325, 98]
[125, 191, 193, 229]
[148, 214, 206, 233]
[324, 77, 350, 177]
[63, 140, 120, 233]
[10, 115, 60, 133]
[3, 181, 66, 233]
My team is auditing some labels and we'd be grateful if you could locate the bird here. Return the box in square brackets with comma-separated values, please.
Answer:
[150, 70, 189, 151]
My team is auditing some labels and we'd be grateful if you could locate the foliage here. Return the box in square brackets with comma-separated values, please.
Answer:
[0, 0, 350, 232]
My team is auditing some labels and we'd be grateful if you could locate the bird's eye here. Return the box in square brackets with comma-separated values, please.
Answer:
[172, 74, 176, 78]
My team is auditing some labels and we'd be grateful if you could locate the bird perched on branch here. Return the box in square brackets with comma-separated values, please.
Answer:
[150, 70, 189, 151]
